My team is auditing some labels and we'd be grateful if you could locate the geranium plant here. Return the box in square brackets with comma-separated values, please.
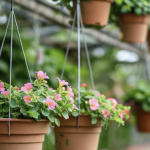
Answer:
[0, 71, 77, 126]
[72, 83, 130, 127]
[122, 80, 150, 112]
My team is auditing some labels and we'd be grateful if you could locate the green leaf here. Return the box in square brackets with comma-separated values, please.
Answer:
[35, 90, 42, 96]
[0, 94, 5, 98]
[27, 111, 39, 119]
[142, 101, 150, 112]
[48, 111, 55, 122]
[0, 100, 6, 104]
[62, 110, 69, 119]
[38, 97, 46, 103]
[91, 118, 98, 124]
[10, 99, 19, 108]
[26, 102, 35, 107]
[71, 111, 80, 117]
[42, 109, 49, 117]
[20, 108, 27, 115]
[13, 91, 21, 97]
[55, 118, 60, 126]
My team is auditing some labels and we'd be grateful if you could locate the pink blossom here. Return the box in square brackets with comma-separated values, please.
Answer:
[0, 82, 5, 92]
[119, 110, 124, 119]
[107, 98, 118, 108]
[35, 71, 49, 80]
[56, 77, 68, 88]
[49, 88, 53, 90]
[45, 97, 57, 110]
[89, 90, 94, 92]
[1, 91, 9, 96]
[24, 95, 32, 103]
[89, 98, 99, 110]
[125, 109, 130, 115]
[81, 83, 87, 87]
[15, 86, 19, 90]
[95, 92, 101, 96]
[54, 94, 62, 101]
[102, 109, 111, 118]
[72, 104, 77, 109]
[67, 86, 74, 98]
[21, 83, 33, 92]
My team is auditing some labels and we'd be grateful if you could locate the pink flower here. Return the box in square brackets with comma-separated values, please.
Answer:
[54, 94, 62, 101]
[89, 90, 94, 92]
[107, 98, 118, 108]
[49, 88, 53, 90]
[0, 82, 5, 92]
[1, 91, 9, 96]
[69, 99, 74, 104]
[81, 83, 87, 87]
[67, 86, 74, 98]
[24, 95, 32, 103]
[15, 86, 19, 90]
[21, 83, 33, 92]
[35, 71, 49, 80]
[89, 98, 99, 110]
[119, 110, 124, 119]
[125, 109, 130, 115]
[72, 104, 77, 109]
[102, 109, 111, 118]
[95, 92, 101, 96]
[56, 77, 68, 88]
[45, 97, 57, 110]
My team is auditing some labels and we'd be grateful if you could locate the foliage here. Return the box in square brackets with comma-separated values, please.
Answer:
[72, 85, 130, 127]
[122, 80, 150, 112]
[0, 71, 77, 126]
[110, 0, 150, 24]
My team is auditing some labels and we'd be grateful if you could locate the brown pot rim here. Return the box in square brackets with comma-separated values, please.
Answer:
[0, 118, 49, 122]
[118, 13, 150, 24]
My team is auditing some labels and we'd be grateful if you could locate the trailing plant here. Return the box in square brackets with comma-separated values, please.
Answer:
[122, 80, 150, 112]
[72, 83, 130, 127]
[110, 0, 150, 24]
[0, 71, 77, 126]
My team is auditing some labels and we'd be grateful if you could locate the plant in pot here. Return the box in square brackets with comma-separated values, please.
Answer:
[110, 0, 150, 43]
[0, 71, 77, 150]
[122, 80, 150, 132]
[52, 0, 114, 26]
[54, 83, 130, 150]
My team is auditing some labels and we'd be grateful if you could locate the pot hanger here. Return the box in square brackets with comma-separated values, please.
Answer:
[60, 0, 95, 127]
[0, 0, 31, 136]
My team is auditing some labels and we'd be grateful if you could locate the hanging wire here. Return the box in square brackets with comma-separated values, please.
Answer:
[141, 43, 150, 80]
[60, 9, 77, 80]
[79, 8, 95, 91]
[13, 13, 32, 83]
[0, 13, 11, 57]
[77, 0, 81, 128]
[9, 0, 14, 137]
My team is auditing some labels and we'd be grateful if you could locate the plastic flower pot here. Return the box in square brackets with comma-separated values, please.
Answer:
[0, 118, 50, 150]
[134, 106, 150, 132]
[73, 0, 114, 26]
[54, 115, 101, 150]
[118, 14, 150, 43]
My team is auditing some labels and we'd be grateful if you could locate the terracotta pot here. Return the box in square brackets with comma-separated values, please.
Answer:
[135, 106, 150, 132]
[73, 0, 114, 26]
[118, 14, 150, 43]
[0, 118, 50, 150]
[54, 115, 102, 150]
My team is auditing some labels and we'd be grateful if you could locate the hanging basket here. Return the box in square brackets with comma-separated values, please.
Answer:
[118, 13, 150, 43]
[134, 106, 150, 132]
[0, 119, 50, 150]
[54, 115, 101, 150]
[73, 0, 114, 26]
